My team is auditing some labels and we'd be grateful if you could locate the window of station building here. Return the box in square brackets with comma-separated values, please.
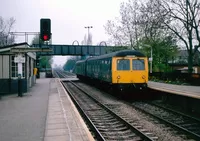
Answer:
[132, 59, 145, 70]
[117, 59, 130, 70]
[11, 56, 25, 78]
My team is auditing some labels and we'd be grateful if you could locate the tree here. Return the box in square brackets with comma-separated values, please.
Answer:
[104, 0, 178, 48]
[140, 36, 178, 72]
[81, 33, 93, 45]
[138, 0, 179, 72]
[0, 17, 15, 46]
[104, 0, 142, 48]
[139, 0, 171, 41]
[31, 35, 53, 69]
[156, 0, 200, 73]
[104, 20, 126, 46]
[63, 56, 81, 72]
[81, 34, 87, 45]
[31, 34, 44, 45]
[104, 0, 179, 73]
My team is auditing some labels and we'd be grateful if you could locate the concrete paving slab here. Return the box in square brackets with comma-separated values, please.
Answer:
[45, 128, 69, 136]
[47, 123, 67, 130]
[47, 118, 66, 124]
[148, 81, 200, 99]
[0, 78, 51, 141]
[44, 135, 69, 141]
[44, 78, 94, 141]
[0, 77, 94, 141]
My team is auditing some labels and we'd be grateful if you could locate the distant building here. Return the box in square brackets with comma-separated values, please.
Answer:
[169, 49, 200, 73]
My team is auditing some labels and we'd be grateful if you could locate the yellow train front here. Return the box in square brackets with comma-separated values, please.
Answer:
[74, 50, 148, 93]
[111, 51, 148, 91]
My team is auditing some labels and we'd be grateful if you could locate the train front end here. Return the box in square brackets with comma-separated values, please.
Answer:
[112, 56, 148, 91]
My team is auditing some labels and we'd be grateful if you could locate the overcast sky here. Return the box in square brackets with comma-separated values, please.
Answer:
[0, 0, 125, 66]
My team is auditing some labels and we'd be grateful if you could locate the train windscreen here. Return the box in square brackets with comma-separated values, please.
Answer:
[117, 59, 130, 70]
[132, 59, 145, 70]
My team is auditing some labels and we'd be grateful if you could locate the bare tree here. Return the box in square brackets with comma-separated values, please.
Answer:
[0, 17, 16, 46]
[81, 34, 87, 45]
[81, 33, 93, 45]
[120, 1, 141, 49]
[104, 0, 177, 44]
[104, 20, 125, 46]
[156, 0, 200, 73]
[104, 0, 179, 72]
[31, 34, 44, 45]
[104, 0, 174, 50]
[104, 0, 142, 49]
[87, 33, 93, 45]
[139, 0, 169, 40]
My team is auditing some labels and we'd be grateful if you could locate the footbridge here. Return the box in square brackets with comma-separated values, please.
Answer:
[31, 44, 128, 56]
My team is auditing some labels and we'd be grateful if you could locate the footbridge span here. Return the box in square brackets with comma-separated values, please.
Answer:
[31, 44, 128, 56]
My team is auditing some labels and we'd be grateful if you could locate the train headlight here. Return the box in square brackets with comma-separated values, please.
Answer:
[142, 75, 146, 79]
[117, 75, 120, 79]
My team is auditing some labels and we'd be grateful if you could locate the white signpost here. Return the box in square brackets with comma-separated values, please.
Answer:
[14, 54, 25, 78]
[14, 55, 25, 63]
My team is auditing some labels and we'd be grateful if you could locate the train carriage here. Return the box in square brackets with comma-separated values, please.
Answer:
[45, 68, 53, 78]
[73, 59, 87, 79]
[74, 50, 148, 92]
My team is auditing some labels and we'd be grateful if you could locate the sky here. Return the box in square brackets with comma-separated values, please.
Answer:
[0, 0, 125, 66]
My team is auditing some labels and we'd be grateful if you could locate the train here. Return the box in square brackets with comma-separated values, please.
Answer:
[45, 68, 53, 78]
[73, 50, 149, 93]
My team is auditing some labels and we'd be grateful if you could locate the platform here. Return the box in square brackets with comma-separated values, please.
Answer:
[45, 78, 94, 141]
[148, 81, 200, 99]
[0, 78, 94, 141]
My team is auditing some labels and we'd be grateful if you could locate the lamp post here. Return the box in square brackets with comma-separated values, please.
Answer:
[150, 46, 153, 73]
[143, 44, 153, 73]
[84, 26, 93, 45]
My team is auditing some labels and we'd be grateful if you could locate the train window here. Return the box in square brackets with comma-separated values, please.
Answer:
[95, 63, 97, 72]
[108, 60, 111, 71]
[117, 59, 130, 70]
[132, 59, 145, 70]
[98, 61, 100, 72]
[93, 62, 95, 72]
[100, 60, 102, 70]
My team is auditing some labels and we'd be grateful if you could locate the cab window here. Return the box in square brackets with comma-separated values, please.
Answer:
[132, 59, 145, 70]
[117, 59, 130, 70]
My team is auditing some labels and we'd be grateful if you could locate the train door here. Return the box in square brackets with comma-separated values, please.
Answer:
[112, 57, 131, 83]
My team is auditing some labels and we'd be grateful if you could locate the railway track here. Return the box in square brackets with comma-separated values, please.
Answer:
[54, 69, 199, 140]
[132, 101, 200, 140]
[53, 69, 76, 78]
[62, 81, 158, 141]
[53, 69, 65, 78]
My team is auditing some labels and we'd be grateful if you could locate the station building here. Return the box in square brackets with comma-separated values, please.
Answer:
[0, 42, 36, 94]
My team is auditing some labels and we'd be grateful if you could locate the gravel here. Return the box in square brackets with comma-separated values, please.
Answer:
[76, 82, 195, 141]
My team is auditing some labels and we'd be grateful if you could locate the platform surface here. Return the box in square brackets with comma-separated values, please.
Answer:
[0, 78, 94, 141]
[148, 81, 200, 99]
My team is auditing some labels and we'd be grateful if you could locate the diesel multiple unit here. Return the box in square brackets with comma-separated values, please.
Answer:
[74, 50, 149, 91]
